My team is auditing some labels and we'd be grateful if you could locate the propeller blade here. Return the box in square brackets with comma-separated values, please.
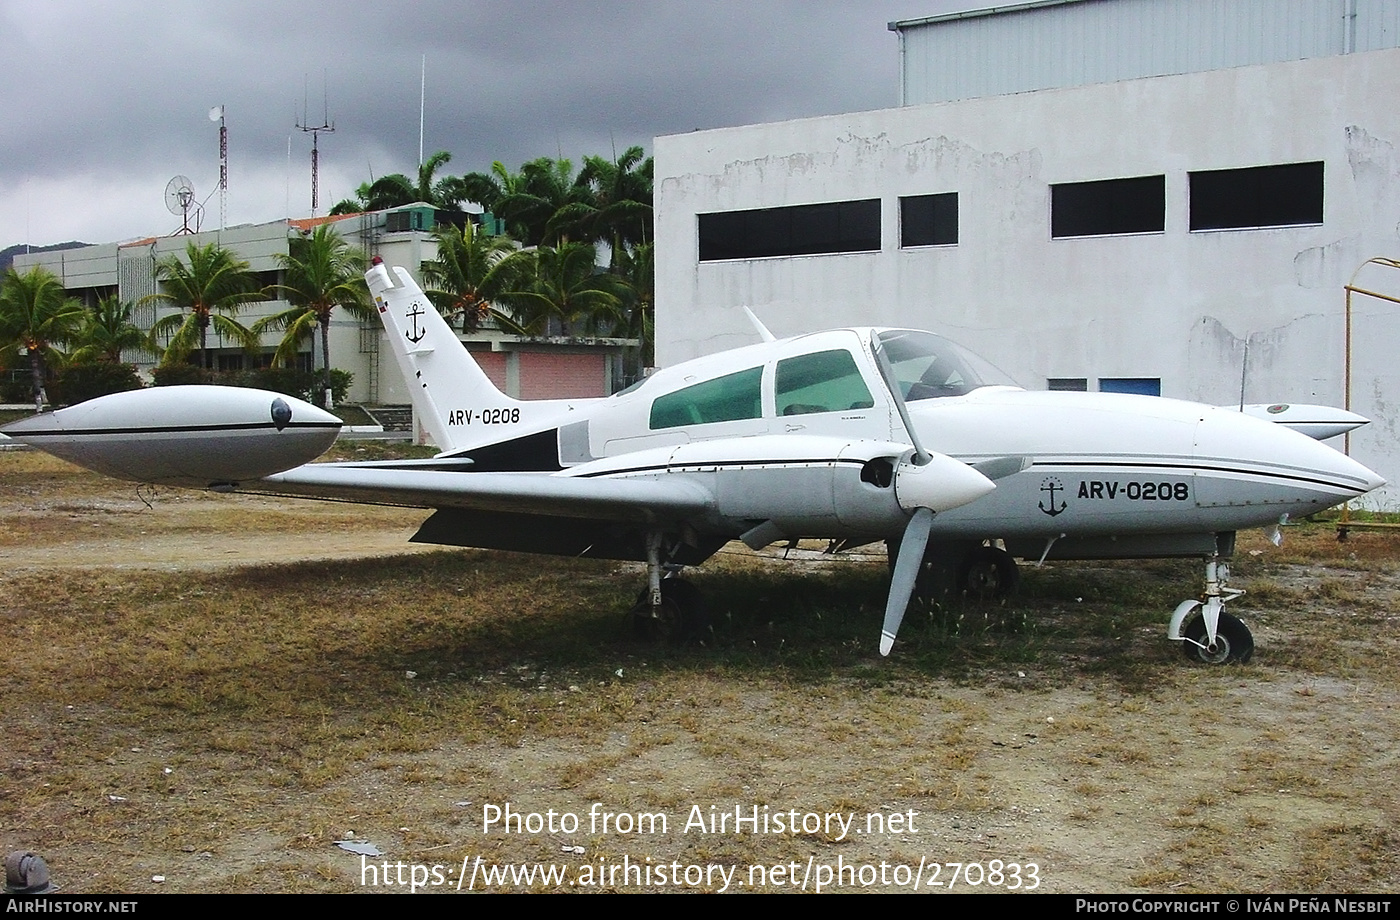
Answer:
[872, 334, 930, 466]
[880, 506, 934, 656]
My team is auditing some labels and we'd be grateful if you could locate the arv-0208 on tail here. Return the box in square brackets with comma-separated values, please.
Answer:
[4, 257, 1383, 662]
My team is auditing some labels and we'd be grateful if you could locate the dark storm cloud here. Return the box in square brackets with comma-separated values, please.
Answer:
[0, 0, 973, 245]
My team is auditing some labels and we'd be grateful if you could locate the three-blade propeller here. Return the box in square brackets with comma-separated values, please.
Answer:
[872, 334, 984, 656]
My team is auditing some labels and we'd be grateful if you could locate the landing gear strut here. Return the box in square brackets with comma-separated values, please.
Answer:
[629, 577, 707, 642]
[629, 531, 709, 642]
[1169, 546, 1254, 664]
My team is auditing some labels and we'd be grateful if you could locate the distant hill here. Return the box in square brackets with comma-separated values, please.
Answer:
[0, 241, 91, 274]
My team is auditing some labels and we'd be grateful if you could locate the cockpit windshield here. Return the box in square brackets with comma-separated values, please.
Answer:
[873, 330, 1020, 401]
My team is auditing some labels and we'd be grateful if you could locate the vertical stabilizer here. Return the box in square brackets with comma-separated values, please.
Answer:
[367, 260, 518, 451]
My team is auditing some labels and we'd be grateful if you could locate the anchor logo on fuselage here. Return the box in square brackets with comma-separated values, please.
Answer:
[405, 301, 426, 344]
[1039, 477, 1067, 516]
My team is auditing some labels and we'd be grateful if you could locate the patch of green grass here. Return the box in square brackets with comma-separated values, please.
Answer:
[331, 404, 376, 426]
[318, 439, 440, 462]
[0, 407, 35, 424]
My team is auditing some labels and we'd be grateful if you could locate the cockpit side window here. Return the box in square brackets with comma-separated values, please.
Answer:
[649, 366, 763, 429]
[775, 349, 875, 416]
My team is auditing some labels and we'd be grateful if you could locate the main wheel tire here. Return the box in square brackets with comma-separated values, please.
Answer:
[956, 546, 1019, 602]
[885, 537, 956, 605]
[1181, 611, 1254, 664]
[630, 578, 709, 643]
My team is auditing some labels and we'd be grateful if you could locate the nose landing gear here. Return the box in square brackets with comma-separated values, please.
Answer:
[1169, 549, 1254, 664]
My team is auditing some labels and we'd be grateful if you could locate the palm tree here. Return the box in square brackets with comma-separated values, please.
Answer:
[566, 146, 654, 269]
[255, 224, 369, 406]
[330, 180, 397, 215]
[330, 151, 459, 214]
[506, 243, 628, 337]
[146, 242, 263, 370]
[492, 157, 589, 247]
[70, 295, 145, 364]
[412, 150, 457, 206]
[615, 241, 654, 370]
[454, 160, 523, 214]
[0, 266, 85, 411]
[421, 223, 530, 333]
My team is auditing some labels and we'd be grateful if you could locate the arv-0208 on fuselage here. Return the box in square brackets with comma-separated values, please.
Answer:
[3, 258, 1382, 663]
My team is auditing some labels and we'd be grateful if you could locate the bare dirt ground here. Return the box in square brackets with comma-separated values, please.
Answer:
[1, 448, 1397, 894]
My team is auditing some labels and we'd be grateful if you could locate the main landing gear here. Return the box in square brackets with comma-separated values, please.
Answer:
[956, 544, 1019, 602]
[629, 576, 708, 642]
[1168, 548, 1254, 665]
[884, 538, 1020, 604]
[629, 532, 709, 642]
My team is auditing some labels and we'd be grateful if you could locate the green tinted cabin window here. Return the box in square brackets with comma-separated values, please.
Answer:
[776, 350, 874, 416]
[649, 366, 763, 429]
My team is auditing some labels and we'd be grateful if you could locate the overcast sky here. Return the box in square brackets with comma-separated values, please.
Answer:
[0, 0, 983, 248]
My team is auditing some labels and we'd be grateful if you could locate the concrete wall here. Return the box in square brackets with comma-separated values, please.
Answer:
[655, 47, 1400, 506]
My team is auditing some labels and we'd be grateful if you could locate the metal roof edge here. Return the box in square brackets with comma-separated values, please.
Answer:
[890, 0, 1089, 32]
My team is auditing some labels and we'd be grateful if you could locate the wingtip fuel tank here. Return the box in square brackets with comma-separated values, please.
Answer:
[1, 386, 342, 487]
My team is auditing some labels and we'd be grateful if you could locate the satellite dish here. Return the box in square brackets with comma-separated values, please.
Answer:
[208, 105, 224, 122]
[164, 175, 200, 234]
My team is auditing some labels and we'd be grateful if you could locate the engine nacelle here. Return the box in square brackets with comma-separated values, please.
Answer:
[1, 386, 342, 487]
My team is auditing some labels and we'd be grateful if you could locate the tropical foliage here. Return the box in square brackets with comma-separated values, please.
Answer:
[69, 295, 145, 365]
[506, 242, 630, 337]
[564, 146, 654, 267]
[7, 142, 659, 408]
[421, 147, 656, 368]
[52, 360, 142, 406]
[330, 150, 462, 214]
[255, 224, 370, 406]
[146, 243, 263, 370]
[0, 266, 86, 410]
[421, 223, 529, 333]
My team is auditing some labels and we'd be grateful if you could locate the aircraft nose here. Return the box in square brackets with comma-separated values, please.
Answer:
[1195, 409, 1385, 510]
[1354, 459, 1387, 495]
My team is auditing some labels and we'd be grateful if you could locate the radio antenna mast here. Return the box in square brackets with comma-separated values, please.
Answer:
[296, 75, 334, 215]
[209, 105, 227, 229]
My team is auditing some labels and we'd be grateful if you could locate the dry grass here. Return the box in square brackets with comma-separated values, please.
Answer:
[1, 451, 1398, 892]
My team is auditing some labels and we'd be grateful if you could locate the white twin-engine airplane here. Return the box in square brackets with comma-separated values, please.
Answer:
[4, 257, 1383, 663]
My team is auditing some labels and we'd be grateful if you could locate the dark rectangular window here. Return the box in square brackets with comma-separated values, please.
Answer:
[1047, 378, 1088, 391]
[1099, 377, 1161, 397]
[698, 199, 880, 260]
[1189, 162, 1323, 231]
[900, 193, 958, 247]
[1051, 175, 1165, 238]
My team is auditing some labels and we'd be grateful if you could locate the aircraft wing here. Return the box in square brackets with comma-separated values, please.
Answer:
[251, 463, 715, 523]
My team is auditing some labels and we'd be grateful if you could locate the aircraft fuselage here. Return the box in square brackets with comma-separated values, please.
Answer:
[440, 327, 1380, 554]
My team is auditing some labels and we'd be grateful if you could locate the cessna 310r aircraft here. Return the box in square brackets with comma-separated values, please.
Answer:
[3, 257, 1384, 664]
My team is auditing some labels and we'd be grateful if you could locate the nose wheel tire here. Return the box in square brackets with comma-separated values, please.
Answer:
[1181, 611, 1254, 665]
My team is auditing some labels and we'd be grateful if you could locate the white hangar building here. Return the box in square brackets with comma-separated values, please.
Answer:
[654, 0, 1400, 508]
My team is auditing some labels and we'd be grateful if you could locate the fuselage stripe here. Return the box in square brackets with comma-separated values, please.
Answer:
[12, 422, 341, 437]
[1032, 459, 1369, 493]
